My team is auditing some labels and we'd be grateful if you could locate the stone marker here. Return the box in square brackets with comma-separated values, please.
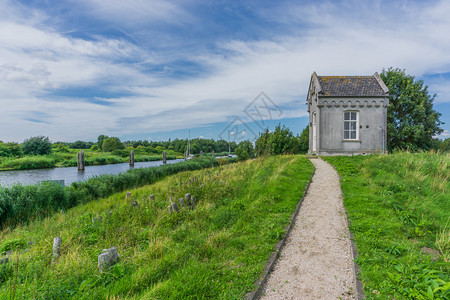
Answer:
[131, 200, 139, 207]
[179, 198, 185, 208]
[185, 193, 191, 204]
[149, 195, 155, 201]
[98, 247, 119, 272]
[129, 150, 135, 167]
[0, 257, 9, 264]
[212, 150, 214, 158]
[53, 237, 62, 259]
[126, 192, 131, 200]
[200, 151, 203, 157]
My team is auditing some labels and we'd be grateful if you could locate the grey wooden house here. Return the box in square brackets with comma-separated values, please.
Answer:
[307, 72, 389, 155]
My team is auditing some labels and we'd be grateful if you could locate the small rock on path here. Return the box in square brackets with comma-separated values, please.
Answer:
[261, 158, 357, 299]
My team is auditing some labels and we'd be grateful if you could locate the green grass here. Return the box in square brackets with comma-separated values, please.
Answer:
[0, 158, 225, 229]
[0, 155, 313, 299]
[324, 152, 449, 299]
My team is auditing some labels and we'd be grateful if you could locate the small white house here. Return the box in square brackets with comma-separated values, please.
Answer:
[307, 72, 389, 155]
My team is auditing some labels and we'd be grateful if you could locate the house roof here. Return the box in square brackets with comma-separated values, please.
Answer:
[315, 72, 389, 97]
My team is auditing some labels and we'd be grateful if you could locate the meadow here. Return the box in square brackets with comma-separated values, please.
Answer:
[324, 152, 449, 299]
[0, 156, 314, 299]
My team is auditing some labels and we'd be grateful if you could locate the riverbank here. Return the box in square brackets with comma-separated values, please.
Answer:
[0, 155, 313, 298]
[0, 150, 181, 171]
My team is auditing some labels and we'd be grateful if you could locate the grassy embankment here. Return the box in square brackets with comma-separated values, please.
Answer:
[324, 152, 449, 299]
[0, 149, 182, 171]
[0, 155, 313, 299]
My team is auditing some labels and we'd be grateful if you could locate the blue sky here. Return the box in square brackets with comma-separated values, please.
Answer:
[0, 0, 449, 143]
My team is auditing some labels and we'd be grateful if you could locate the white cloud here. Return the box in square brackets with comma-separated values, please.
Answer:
[1, 0, 450, 141]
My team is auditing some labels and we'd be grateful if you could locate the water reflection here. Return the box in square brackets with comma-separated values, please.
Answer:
[0, 159, 184, 187]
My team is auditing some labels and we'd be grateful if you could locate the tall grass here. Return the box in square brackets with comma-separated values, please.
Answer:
[0, 155, 314, 299]
[324, 152, 449, 299]
[0, 158, 223, 229]
[0, 156, 55, 170]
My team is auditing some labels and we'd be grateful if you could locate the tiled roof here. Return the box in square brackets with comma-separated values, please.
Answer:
[317, 75, 387, 97]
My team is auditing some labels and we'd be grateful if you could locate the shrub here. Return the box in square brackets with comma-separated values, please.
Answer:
[0, 156, 55, 170]
[235, 141, 254, 161]
[22, 136, 52, 155]
[102, 137, 124, 152]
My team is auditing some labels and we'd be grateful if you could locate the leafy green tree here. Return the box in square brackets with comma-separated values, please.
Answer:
[380, 68, 443, 151]
[298, 125, 309, 153]
[235, 140, 255, 161]
[102, 137, 124, 152]
[97, 135, 109, 150]
[255, 129, 270, 156]
[0, 142, 23, 157]
[255, 125, 299, 156]
[22, 136, 52, 155]
[90, 144, 100, 151]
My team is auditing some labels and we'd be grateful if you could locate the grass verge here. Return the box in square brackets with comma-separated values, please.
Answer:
[0, 155, 313, 299]
[324, 152, 449, 299]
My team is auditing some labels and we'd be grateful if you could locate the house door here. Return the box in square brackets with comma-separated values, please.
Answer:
[312, 112, 317, 152]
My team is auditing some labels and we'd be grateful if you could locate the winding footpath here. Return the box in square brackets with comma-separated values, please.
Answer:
[261, 158, 357, 299]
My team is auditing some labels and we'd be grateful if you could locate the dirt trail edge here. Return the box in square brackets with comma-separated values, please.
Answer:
[260, 158, 358, 299]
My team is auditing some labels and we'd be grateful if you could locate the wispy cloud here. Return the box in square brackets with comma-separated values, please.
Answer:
[0, 0, 449, 141]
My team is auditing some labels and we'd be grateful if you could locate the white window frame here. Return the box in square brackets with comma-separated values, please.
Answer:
[343, 111, 359, 140]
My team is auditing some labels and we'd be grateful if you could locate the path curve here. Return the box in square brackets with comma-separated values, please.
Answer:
[261, 158, 357, 299]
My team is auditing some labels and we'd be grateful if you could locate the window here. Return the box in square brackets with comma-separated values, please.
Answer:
[344, 111, 359, 140]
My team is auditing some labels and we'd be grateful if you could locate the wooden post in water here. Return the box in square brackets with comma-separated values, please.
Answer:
[162, 151, 167, 164]
[185, 150, 188, 160]
[129, 150, 135, 167]
[77, 150, 85, 171]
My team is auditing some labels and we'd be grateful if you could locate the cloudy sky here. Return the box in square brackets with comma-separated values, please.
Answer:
[1, 0, 449, 143]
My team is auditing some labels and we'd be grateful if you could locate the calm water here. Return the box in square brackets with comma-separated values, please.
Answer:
[0, 159, 185, 187]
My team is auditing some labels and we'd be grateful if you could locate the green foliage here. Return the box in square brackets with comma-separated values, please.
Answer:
[235, 140, 255, 161]
[298, 125, 309, 153]
[53, 143, 70, 153]
[324, 152, 449, 299]
[0, 156, 55, 170]
[97, 135, 108, 149]
[0, 238, 27, 254]
[21, 136, 52, 156]
[255, 124, 300, 156]
[0, 142, 22, 157]
[90, 144, 99, 151]
[380, 68, 444, 151]
[0, 155, 314, 298]
[102, 137, 124, 152]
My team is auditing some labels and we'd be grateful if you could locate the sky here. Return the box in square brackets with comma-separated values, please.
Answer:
[0, 0, 449, 143]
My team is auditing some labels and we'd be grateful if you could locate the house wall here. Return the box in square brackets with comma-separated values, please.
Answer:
[316, 97, 388, 155]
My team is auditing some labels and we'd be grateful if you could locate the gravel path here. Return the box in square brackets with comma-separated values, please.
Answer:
[260, 158, 357, 299]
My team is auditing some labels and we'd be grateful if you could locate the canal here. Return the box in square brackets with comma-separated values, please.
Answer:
[0, 159, 185, 187]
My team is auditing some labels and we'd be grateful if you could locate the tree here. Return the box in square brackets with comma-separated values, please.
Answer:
[380, 68, 443, 151]
[298, 125, 309, 153]
[102, 137, 124, 152]
[22, 136, 52, 155]
[235, 140, 255, 161]
[97, 135, 109, 150]
[255, 125, 300, 156]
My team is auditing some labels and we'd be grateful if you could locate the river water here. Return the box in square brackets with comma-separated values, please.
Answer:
[0, 159, 185, 187]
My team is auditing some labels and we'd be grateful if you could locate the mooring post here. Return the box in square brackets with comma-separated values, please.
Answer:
[129, 150, 134, 167]
[185, 150, 188, 160]
[163, 151, 167, 164]
[77, 150, 85, 171]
